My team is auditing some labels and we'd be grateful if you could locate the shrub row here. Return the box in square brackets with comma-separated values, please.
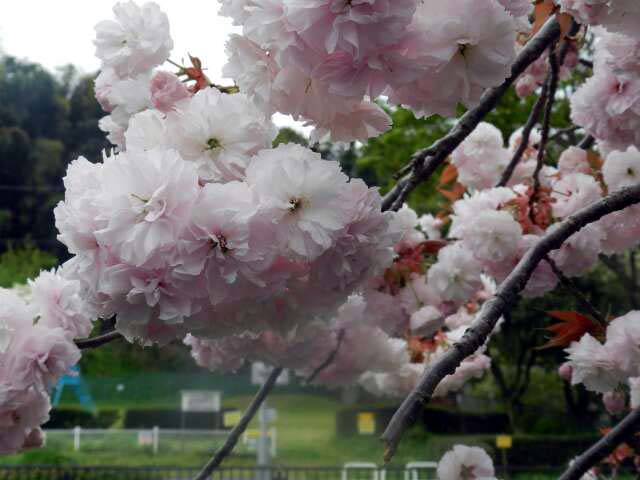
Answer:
[44, 409, 120, 429]
[336, 406, 510, 436]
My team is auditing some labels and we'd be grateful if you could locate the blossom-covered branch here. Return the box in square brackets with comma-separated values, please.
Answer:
[558, 408, 640, 480]
[381, 182, 640, 461]
[193, 367, 283, 480]
[382, 17, 562, 211]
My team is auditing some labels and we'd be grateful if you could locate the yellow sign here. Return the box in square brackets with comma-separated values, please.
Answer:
[357, 412, 376, 435]
[496, 435, 513, 449]
[224, 410, 242, 428]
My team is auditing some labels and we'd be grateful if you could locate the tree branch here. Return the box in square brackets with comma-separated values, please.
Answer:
[497, 80, 550, 187]
[532, 47, 560, 196]
[193, 367, 283, 480]
[75, 331, 123, 350]
[382, 17, 562, 212]
[305, 329, 345, 384]
[558, 408, 640, 480]
[380, 183, 640, 462]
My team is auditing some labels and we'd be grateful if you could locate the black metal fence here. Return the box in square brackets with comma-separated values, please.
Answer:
[0, 465, 627, 480]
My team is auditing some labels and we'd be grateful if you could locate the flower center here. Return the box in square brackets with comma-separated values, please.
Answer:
[210, 234, 230, 254]
[206, 137, 222, 151]
[288, 197, 306, 213]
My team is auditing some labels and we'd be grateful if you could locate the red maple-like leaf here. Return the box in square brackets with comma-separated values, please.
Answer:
[538, 310, 605, 349]
[183, 54, 210, 93]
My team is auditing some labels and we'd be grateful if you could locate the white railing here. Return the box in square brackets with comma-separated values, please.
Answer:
[44, 427, 269, 456]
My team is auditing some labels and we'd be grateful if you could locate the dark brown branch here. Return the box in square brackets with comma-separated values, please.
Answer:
[382, 17, 562, 212]
[497, 79, 550, 187]
[306, 329, 345, 384]
[75, 331, 123, 350]
[558, 408, 640, 480]
[193, 367, 283, 480]
[380, 183, 640, 462]
[545, 256, 608, 328]
[532, 47, 560, 195]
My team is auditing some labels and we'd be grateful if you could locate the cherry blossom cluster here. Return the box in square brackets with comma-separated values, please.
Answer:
[55, 2, 403, 346]
[93, 1, 176, 147]
[56, 142, 401, 345]
[187, 206, 496, 397]
[446, 124, 640, 296]
[562, 311, 640, 398]
[555, 0, 640, 39]
[571, 28, 640, 151]
[219, 0, 529, 142]
[0, 270, 95, 454]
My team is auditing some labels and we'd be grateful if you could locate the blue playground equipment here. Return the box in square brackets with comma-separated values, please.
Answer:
[51, 365, 97, 413]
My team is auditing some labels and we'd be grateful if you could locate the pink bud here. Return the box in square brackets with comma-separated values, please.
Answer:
[515, 75, 537, 98]
[150, 71, 191, 113]
[22, 428, 45, 450]
[603, 391, 626, 415]
[558, 362, 573, 381]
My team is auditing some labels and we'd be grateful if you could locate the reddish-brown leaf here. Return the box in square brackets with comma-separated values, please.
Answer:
[587, 150, 604, 170]
[438, 182, 465, 202]
[530, 0, 556, 38]
[537, 310, 605, 349]
[439, 164, 458, 186]
[556, 12, 574, 40]
[420, 240, 449, 255]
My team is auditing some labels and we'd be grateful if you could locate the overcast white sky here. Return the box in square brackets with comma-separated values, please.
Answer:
[0, 0, 306, 131]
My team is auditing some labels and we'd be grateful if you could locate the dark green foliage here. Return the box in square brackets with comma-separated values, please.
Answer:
[0, 244, 57, 287]
[45, 409, 121, 429]
[0, 56, 110, 257]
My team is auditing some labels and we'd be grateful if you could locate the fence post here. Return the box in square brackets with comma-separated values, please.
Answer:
[152, 427, 159, 455]
[270, 427, 277, 458]
[73, 426, 81, 452]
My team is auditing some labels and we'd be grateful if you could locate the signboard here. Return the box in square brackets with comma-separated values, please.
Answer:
[180, 390, 221, 413]
[138, 430, 153, 446]
[224, 410, 242, 428]
[357, 412, 376, 435]
[496, 435, 513, 449]
[251, 363, 290, 386]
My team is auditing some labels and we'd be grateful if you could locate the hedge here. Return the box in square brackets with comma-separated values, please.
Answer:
[336, 406, 510, 436]
[44, 409, 120, 429]
[123, 408, 239, 429]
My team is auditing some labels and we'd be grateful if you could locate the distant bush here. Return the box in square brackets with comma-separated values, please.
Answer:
[44, 409, 120, 429]
[0, 244, 57, 287]
[336, 405, 510, 436]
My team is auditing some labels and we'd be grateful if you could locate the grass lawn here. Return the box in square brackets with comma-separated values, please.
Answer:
[0, 392, 608, 479]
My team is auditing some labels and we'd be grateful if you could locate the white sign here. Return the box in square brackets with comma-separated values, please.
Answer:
[251, 363, 290, 386]
[180, 390, 221, 412]
[138, 430, 153, 446]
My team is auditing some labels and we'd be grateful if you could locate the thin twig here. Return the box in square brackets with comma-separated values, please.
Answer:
[579, 58, 594, 69]
[380, 183, 640, 462]
[382, 17, 562, 212]
[497, 81, 550, 187]
[532, 47, 560, 195]
[548, 126, 581, 143]
[578, 135, 595, 150]
[558, 408, 640, 480]
[306, 329, 346, 384]
[544, 256, 608, 328]
[75, 331, 123, 350]
[193, 367, 283, 480]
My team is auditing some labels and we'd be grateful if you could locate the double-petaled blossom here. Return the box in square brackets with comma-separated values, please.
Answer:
[437, 445, 497, 480]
